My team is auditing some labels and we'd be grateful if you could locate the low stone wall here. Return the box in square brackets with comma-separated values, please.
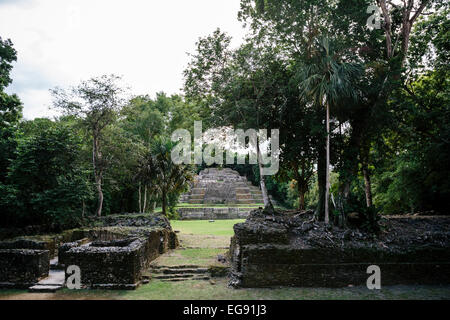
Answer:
[229, 211, 450, 288]
[177, 207, 253, 220]
[62, 228, 178, 289]
[0, 238, 56, 257]
[58, 238, 91, 266]
[0, 213, 178, 290]
[0, 249, 49, 288]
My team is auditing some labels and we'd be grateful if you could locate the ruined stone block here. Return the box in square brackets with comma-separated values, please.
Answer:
[0, 249, 49, 287]
[230, 211, 450, 288]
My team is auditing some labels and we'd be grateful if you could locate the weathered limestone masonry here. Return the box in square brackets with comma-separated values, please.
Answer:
[178, 168, 264, 220]
[180, 168, 263, 205]
[0, 213, 178, 290]
[58, 214, 178, 289]
[177, 207, 253, 220]
[60, 227, 177, 289]
[229, 210, 450, 288]
[0, 240, 50, 288]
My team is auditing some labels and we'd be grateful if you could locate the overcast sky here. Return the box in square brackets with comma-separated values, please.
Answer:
[0, 0, 247, 119]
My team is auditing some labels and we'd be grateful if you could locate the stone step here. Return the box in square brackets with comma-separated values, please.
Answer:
[235, 188, 251, 194]
[151, 264, 200, 269]
[28, 285, 62, 293]
[234, 183, 248, 188]
[236, 194, 253, 200]
[191, 188, 206, 195]
[36, 270, 65, 287]
[152, 273, 197, 280]
[188, 200, 204, 204]
[237, 200, 256, 204]
[158, 268, 209, 275]
[159, 276, 211, 282]
[189, 194, 205, 200]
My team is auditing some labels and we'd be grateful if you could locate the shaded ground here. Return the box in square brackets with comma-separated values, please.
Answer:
[1, 281, 449, 300]
[1, 218, 450, 300]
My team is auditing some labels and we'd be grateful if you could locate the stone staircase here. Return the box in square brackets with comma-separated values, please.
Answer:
[180, 168, 264, 205]
[149, 265, 210, 282]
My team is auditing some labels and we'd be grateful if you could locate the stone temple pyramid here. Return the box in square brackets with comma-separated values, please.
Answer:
[179, 168, 263, 205]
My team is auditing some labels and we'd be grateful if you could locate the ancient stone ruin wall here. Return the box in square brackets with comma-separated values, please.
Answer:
[0, 213, 179, 290]
[61, 228, 178, 289]
[0, 238, 56, 257]
[0, 250, 49, 288]
[177, 207, 254, 220]
[0, 239, 50, 288]
[178, 168, 265, 220]
[229, 211, 450, 288]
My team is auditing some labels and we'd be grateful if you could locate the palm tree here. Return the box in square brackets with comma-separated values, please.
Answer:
[298, 37, 361, 224]
[142, 139, 193, 216]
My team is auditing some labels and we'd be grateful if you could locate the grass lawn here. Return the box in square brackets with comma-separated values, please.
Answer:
[2, 281, 449, 300]
[150, 219, 243, 266]
[150, 248, 227, 266]
[170, 219, 244, 237]
[176, 233, 231, 249]
[116, 281, 450, 300]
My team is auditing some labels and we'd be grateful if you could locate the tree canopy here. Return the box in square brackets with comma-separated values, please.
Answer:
[0, 1, 448, 231]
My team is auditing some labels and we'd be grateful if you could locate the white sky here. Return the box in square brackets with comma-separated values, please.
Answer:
[0, 0, 247, 119]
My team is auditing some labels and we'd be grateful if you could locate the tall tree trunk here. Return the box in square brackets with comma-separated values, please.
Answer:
[93, 131, 103, 217]
[325, 101, 331, 224]
[138, 182, 142, 213]
[143, 185, 147, 213]
[253, 100, 274, 212]
[256, 139, 273, 211]
[362, 165, 373, 207]
[82, 201, 85, 218]
[95, 176, 103, 217]
[315, 130, 327, 220]
[162, 190, 167, 216]
[378, 0, 393, 59]
[298, 190, 305, 211]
